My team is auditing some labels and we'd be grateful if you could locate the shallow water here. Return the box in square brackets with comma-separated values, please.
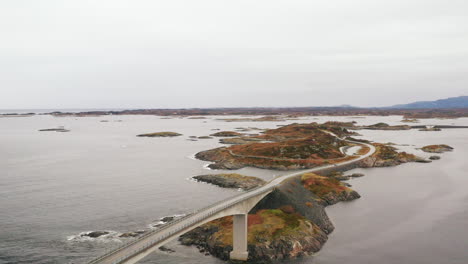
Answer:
[1, 114, 467, 264]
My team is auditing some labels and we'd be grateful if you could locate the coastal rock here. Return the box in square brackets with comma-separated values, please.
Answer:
[193, 174, 266, 190]
[119, 230, 146, 238]
[401, 118, 419, 123]
[81, 231, 109, 238]
[429, 155, 441, 160]
[38, 127, 70, 132]
[349, 173, 365, 178]
[359, 143, 426, 168]
[419, 127, 442, 131]
[357, 123, 412, 130]
[219, 137, 264, 145]
[421, 144, 454, 153]
[180, 208, 328, 262]
[181, 173, 360, 262]
[137, 132, 182, 137]
[301, 173, 361, 205]
[209, 131, 243, 137]
[333, 175, 350, 181]
[160, 216, 176, 222]
[196, 123, 352, 170]
[159, 246, 175, 253]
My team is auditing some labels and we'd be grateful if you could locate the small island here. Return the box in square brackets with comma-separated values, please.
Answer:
[421, 144, 454, 153]
[39, 127, 70, 132]
[210, 131, 243, 137]
[136, 132, 182, 137]
[182, 171, 361, 262]
[193, 174, 266, 190]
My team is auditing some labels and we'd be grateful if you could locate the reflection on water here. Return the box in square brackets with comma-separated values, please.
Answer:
[0, 115, 467, 264]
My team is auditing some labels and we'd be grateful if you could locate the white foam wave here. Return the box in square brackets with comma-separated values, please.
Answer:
[203, 163, 213, 170]
[149, 213, 187, 229]
[67, 230, 123, 243]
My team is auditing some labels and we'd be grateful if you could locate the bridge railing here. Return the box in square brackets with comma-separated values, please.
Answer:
[87, 184, 276, 264]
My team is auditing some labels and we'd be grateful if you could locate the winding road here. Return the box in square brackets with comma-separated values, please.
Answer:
[87, 137, 376, 264]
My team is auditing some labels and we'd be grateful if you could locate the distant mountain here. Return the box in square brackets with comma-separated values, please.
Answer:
[389, 96, 468, 109]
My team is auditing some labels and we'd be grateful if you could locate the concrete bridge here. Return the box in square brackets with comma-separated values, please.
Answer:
[87, 140, 376, 264]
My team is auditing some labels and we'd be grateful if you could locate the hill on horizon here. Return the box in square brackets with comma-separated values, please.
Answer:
[388, 96, 468, 109]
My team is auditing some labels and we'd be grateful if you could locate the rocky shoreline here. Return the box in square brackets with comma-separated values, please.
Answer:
[185, 122, 437, 262]
[182, 170, 362, 262]
[137, 131, 182, 137]
[421, 144, 454, 153]
[192, 174, 266, 190]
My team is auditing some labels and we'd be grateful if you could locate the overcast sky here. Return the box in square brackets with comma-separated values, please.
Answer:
[1, 0, 467, 109]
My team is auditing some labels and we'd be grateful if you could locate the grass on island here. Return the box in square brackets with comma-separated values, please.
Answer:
[207, 207, 311, 246]
[301, 173, 349, 198]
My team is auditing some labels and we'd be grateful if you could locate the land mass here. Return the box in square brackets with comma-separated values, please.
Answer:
[32, 95, 468, 119]
[181, 172, 359, 262]
[192, 174, 266, 190]
[136, 132, 182, 137]
[196, 122, 428, 170]
[421, 144, 454, 153]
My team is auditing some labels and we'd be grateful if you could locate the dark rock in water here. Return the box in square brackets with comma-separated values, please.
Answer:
[415, 159, 432, 163]
[209, 131, 242, 137]
[119, 230, 146, 238]
[349, 173, 364, 178]
[159, 246, 175, 253]
[343, 182, 352, 187]
[198, 136, 213, 139]
[38, 127, 70, 132]
[160, 216, 175, 223]
[429, 155, 441, 160]
[334, 175, 351, 181]
[137, 132, 182, 137]
[82, 231, 109, 238]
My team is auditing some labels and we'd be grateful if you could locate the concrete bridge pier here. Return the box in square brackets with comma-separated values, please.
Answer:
[230, 214, 248, 261]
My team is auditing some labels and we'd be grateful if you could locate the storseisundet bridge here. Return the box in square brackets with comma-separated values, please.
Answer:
[87, 139, 376, 264]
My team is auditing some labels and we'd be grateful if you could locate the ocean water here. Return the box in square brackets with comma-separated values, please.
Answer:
[1, 114, 467, 264]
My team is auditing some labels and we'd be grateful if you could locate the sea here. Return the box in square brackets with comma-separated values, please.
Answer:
[1, 112, 467, 264]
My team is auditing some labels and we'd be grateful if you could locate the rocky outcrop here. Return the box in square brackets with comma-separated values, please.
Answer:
[401, 118, 419, 123]
[421, 144, 454, 153]
[352, 123, 412, 131]
[181, 173, 360, 262]
[419, 127, 441, 131]
[301, 173, 360, 205]
[359, 143, 429, 167]
[180, 208, 328, 263]
[38, 127, 70, 132]
[193, 174, 266, 190]
[158, 246, 175, 253]
[219, 137, 264, 145]
[196, 123, 354, 170]
[137, 132, 182, 137]
[210, 131, 243, 137]
[119, 230, 146, 238]
[81, 231, 109, 238]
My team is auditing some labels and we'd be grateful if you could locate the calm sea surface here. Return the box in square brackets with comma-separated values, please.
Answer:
[1, 114, 467, 264]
